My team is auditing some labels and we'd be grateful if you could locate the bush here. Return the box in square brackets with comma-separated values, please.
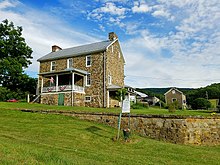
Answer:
[191, 98, 211, 110]
[0, 87, 28, 101]
[168, 103, 176, 112]
[131, 102, 149, 109]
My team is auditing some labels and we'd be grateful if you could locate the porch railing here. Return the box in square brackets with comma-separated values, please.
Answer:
[42, 85, 84, 93]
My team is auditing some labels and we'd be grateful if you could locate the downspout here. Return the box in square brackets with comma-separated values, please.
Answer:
[103, 51, 106, 108]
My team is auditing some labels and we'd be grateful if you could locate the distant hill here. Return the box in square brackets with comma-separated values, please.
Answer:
[138, 88, 193, 95]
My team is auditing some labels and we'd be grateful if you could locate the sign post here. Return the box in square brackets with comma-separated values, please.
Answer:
[117, 98, 130, 140]
[117, 112, 122, 140]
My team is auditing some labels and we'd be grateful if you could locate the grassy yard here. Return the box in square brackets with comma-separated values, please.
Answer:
[0, 108, 220, 165]
[0, 102, 217, 116]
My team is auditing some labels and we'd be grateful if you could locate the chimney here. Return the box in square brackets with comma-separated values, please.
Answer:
[109, 32, 118, 41]
[52, 45, 62, 52]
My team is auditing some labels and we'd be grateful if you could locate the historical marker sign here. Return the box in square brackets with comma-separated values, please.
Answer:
[122, 99, 130, 113]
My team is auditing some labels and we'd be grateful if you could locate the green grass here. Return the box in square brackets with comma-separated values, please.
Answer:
[0, 102, 217, 117]
[0, 109, 220, 164]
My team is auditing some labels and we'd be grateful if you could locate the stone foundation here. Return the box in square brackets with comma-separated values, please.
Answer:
[41, 92, 85, 106]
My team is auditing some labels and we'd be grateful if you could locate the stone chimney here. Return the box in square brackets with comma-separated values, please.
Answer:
[109, 32, 118, 41]
[52, 45, 62, 52]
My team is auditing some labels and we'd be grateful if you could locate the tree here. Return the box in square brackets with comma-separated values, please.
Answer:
[0, 19, 33, 88]
[115, 88, 127, 102]
[191, 98, 211, 110]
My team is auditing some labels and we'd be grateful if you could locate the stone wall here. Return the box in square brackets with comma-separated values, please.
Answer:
[69, 113, 220, 145]
[20, 109, 220, 145]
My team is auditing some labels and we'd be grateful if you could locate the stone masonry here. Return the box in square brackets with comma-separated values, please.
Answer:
[38, 32, 125, 108]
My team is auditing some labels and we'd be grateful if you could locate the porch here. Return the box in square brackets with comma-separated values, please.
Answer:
[39, 68, 87, 94]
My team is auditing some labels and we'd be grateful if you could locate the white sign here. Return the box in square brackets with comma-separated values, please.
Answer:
[122, 99, 130, 113]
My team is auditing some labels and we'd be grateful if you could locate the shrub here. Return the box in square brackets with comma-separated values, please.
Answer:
[0, 87, 28, 101]
[168, 103, 176, 112]
[131, 102, 149, 109]
[191, 98, 211, 110]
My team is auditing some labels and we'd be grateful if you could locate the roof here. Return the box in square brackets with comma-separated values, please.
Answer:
[107, 84, 123, 91]
[164, 87, 184, 95]
[37, 40, 114, 62]
[134, 91, 148, 98]
[38, 67, 88, 76]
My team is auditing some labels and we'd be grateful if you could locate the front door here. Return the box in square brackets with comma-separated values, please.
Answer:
[58, 93, 64, 105]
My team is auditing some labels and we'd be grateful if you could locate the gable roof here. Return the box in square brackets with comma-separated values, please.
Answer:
[164, 87, 184, 95]
[135, 91, 148, 98]
[37, 40, 114, 62]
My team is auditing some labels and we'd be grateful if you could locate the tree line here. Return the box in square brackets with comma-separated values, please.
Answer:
[138, 83, 220, 110]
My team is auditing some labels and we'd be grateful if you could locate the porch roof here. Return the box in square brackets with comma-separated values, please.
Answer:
[107, 84, 122, 91]
[39, 67, 88, 76]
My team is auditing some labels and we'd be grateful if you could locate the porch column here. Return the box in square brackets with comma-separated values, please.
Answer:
[72, 72, 75, 91]
[107, 90, 110, 108]
[56, 75, 58, 92]
[41, 77, 44, 93]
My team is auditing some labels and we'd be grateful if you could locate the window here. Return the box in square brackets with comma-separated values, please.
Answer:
[172, 98, 177, 102]
[118, 52, 121, 58]
[67, 58, 73, 69]
[112, 45, 114, 53]
[85, 96, 91, 102]
[51, 61, 56, 71]
[86, 73, 91, 86]
[108, 75, 112, 85]
[86, 55, 91, 67]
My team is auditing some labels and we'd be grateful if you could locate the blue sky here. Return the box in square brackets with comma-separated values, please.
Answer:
[0, 0, 220, 88]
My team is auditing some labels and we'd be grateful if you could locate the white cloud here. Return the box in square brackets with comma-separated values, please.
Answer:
[132, 2, 152, 13]
[0, 0, 99, 77]
[1, 0, 220, 88]
[0, 0, 18, 9]
[94, 2, 126, 16]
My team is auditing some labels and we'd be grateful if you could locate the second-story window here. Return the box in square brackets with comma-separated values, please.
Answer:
[67, 58, 73, 69]
[86, 55, 91, 67]
[51, 61, 56, 71]
[86, 73, 91, 86]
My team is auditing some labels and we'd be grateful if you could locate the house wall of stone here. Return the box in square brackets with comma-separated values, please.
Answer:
[38, 40, 125, 108]
[73, 92, 85, 106]
[106, 40, 125, 87]
[39, 52, 105, 107]
[41, 93, 59, 105]
[74, 53, 105, 108]
[165, 91, 183, 108]
[40, 92, 85, 106]
[40, 58, 68, 73]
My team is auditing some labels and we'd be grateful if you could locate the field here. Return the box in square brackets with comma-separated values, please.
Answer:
[0, 103, 220, 164]
[0, 102, 217, 116]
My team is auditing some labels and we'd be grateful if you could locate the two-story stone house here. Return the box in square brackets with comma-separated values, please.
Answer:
[37, 32, 125, 108]
[164, 87, 187, 109]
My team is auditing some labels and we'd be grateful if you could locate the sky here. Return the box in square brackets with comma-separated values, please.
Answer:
[0, 0, 220, 88]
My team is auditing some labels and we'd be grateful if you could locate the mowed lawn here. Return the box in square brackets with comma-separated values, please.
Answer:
[0, 108, 220, 164]
[0, 102, 217, 116]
